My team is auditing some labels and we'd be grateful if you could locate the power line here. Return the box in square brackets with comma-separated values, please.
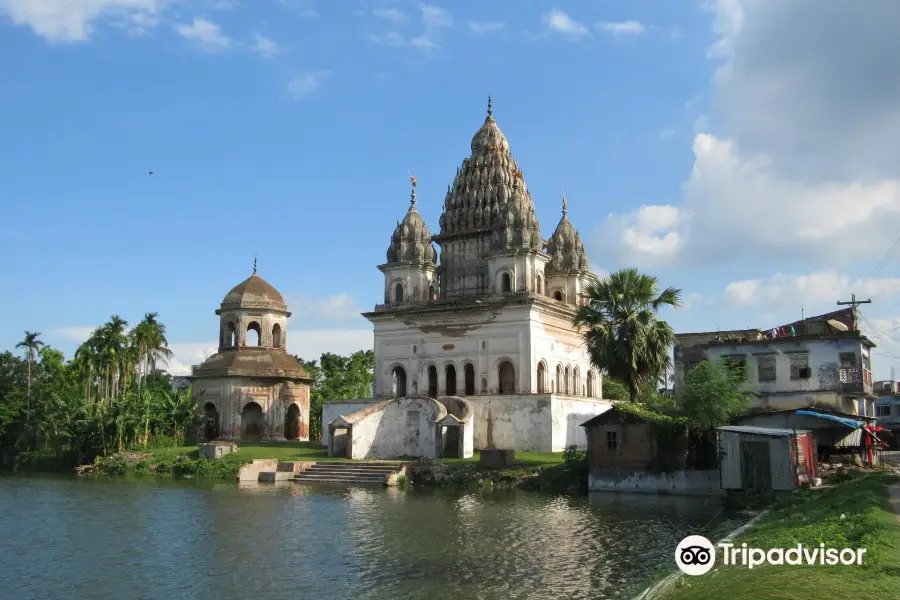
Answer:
[837, 293, 872, 330]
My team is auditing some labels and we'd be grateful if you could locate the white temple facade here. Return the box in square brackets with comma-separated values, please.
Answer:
[323, 98, 612, 455]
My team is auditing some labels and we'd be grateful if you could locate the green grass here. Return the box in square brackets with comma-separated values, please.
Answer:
[438, 450, 565, 466]
[664, 472, 900, 600]
[150, 441, 339, 462]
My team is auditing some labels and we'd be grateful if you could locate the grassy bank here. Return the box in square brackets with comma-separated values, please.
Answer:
[662, 471, 900, 600]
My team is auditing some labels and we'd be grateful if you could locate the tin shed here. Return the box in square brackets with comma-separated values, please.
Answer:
[717, 426, 817, 491]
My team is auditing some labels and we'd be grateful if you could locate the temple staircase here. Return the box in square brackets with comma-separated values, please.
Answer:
[292, 461, 405, 486]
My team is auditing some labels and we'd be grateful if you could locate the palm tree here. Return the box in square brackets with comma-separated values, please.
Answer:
[15, 331, 44, 413]
[131, 312, 173, 387]
[573, 268, 681, 402]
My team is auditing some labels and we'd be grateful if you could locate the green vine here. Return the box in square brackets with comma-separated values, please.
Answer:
[613, 401, 688, 429]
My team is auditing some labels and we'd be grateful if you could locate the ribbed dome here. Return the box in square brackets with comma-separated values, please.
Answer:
[546, 195, 589, 273]
[438, 96, 539, 240]
[221, 273, 288, 312]
[386, 189, 437, 264]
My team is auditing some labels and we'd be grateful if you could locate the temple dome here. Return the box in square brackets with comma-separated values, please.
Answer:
[545, 195, 589, 272]
[386, 189, 437, 264]
[220, 272, 288, 312]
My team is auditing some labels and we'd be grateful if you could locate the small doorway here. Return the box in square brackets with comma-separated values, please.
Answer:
[392, 366, 407, 397]
[446, 364, 457, 396]
[498, 361, 515, 394]
[464, 364, 475, 395]
[203, 402, 219, 441]
[428, 365, 438, 397]
[285, 403, 301, 440]
[241, 402, 264, 441]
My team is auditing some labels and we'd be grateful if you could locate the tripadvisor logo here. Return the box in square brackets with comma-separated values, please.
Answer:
[675, 535, 868, 575]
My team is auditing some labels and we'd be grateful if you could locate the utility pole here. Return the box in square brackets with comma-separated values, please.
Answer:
[837, 293, 872, 331]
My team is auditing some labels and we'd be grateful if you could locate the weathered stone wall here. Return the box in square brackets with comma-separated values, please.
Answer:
[348, 396, 446, 459]
[322, 399, 383, 447]
[587, 469, 721, 496]
[550, 396, 612, 451]
[465, 395, 553, 451]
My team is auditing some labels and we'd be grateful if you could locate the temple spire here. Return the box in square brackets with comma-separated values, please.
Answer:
[410, 187, 417, 207]
[253, 254, 258, 275]
[487, 94, 492, 117]
[562, 189, 567, 216]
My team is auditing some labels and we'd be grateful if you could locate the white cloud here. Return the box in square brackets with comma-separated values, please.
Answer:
[418, 3, 452, 28]
[724, 271, 900, 309]
[52, 326, 97, 343]
[598, 204, 686, 267]
[287, 71, 331, 99]
[175, 17, 230, 52]
[0, 0, 165, 42]
[597, 1, 900, 268]
[367, 32, 438, 51]
[372, 7, 407, 22]
[468, 21, 504, 34]
[284, 293, 365, 324]
[597, 20, 645, 36]
[252, 34, 279, 58]
[542, 10, 589, 38]
[163, 330, 372, 375]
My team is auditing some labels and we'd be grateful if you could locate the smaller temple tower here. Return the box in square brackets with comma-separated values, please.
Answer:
[380, 186, 439, 305]
[190, 262, 312, 441]
[544, 193, 592, 305]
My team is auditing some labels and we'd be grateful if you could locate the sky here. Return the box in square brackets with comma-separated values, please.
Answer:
[3, 0, 900, 379]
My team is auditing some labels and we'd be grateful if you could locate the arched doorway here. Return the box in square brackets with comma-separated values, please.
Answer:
[225, 322, 236, 347]
[272, 323, 283, 348]
[556, 365, 562, 393]
[536, 275, 543, 295]
[285, 403, 301, 440]
[498, 361, 515, 394]
[203, 402, 219, 440]
[428, 365, 438, 397]
[564, 366, 570, 395]
[247, 321, 262, 346]
[394, 283, 404, 302]
[428, 285, 436, 300]
[464, 363, 475, 395]
[553, 291, 563, 301]
[501, 272, 512, 292]
[574, 367, 581, 396]
[392, 366, 407, 397]
[587, 371, 595, 397]
[241, 402, 264, 441]
[445, 364, 457, 396]
[537, 362, 546, 393]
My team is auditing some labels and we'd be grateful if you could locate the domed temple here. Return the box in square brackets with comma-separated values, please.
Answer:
[190, 263, 313, 442]
[323, 98, 612, 457]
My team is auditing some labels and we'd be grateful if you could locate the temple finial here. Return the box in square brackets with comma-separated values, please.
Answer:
[410, 188, 417, 207]
[487, 94, 493, 118]
[562, 189, 567, 216]
[253, 253, 258, 275]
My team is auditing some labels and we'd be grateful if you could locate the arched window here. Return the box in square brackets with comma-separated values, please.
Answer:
[553, 290, 563, 301]
[394, 283, 404, 303]
[428, 285, 436, 301]
[501, 272, 512, 293]
[573, 367, 581, 396]
[392, 366, 407, 397]
[464, 363, 475, 395]
[445, 364, 457, 395]
[428, 365, 438, 397]
[536, 275, 543, 295]
[564, 366, 570, 395]
[556, 365, 562, 393]
[498, 361, 516, 394]
[537, 362, 546, 393]
[226, 322, 236, 347]
[587, 370, 595, 398]
[247, 321, 262, 346]
[272, 323, 283, 348]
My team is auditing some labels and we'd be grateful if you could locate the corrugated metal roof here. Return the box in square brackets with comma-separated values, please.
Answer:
[835, 429, 863, 448]
[717, 425, 810, 437]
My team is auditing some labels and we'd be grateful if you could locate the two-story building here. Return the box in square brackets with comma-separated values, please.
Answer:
[674, 309, 876, 416]
[875, 396, 900, 446]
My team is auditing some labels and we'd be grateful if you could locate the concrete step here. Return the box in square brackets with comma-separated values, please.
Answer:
[294, 474, 387, 484]
[306, 466, 397, 474]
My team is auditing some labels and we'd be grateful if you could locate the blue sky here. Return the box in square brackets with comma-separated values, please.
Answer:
[4, 1, 900, 378]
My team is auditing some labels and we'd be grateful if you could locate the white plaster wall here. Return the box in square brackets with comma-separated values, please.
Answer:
[349, 397, 444, 459]
[529, 313, 598, 396]
[550, 397, 613, 451]
[465, 395, 553, 451]
[382, 264, 438, 304]
[321, 399, 382, 447]
[587, 469, 721, 496]
[461, 421, 474, 458]
[706, 337, 870, 411]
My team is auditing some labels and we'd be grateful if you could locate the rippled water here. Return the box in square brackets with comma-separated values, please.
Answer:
[0, 475, 725, 600]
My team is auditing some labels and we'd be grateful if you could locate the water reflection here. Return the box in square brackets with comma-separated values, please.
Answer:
[0, 476, 724, 600]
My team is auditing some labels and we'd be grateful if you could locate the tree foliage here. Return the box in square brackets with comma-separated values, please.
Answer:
[294, 350, 374, 442]
[573, 268, 681, 401]
[677, 359, 755, 430]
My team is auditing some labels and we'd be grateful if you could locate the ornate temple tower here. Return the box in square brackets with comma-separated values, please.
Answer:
[190, 263, 313, 441]
[362, 97, 604, 423]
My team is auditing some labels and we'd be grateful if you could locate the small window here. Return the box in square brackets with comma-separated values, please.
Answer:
[606, 430, 618, 450]
[790, 354, 811, 380]
[757, 356, 776, 382]
[839, 352, 857, 368]
[724, 356, 747, 380]
[394, 283, 404, 303]
[876, 405, 891, 417]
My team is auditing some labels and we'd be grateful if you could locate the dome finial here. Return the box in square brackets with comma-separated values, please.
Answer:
[562, 189, 567, 216]
[487, 94, 492, 117]
[253, 253, 258, 275]
[410, 188, 417, 207]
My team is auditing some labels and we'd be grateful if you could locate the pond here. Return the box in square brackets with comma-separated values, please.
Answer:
[0, 475, 728, 600]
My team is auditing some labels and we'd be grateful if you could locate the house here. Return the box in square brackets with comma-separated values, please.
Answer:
[733, 407, 877, 450]
[581, 406, 720, 496]
[875, 396, 900, 448]
[674, 308, 876, 416]
[717, 426, 817, 492]
[873, 380, 900, 397]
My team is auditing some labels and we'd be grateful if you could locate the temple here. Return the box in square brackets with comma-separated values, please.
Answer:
[323, 98, 612, 457]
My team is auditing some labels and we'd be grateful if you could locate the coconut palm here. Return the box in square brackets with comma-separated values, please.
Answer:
[131, 312, 173, 388]
[15, 331, 43, 412]
[573, 268, 681, 402]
